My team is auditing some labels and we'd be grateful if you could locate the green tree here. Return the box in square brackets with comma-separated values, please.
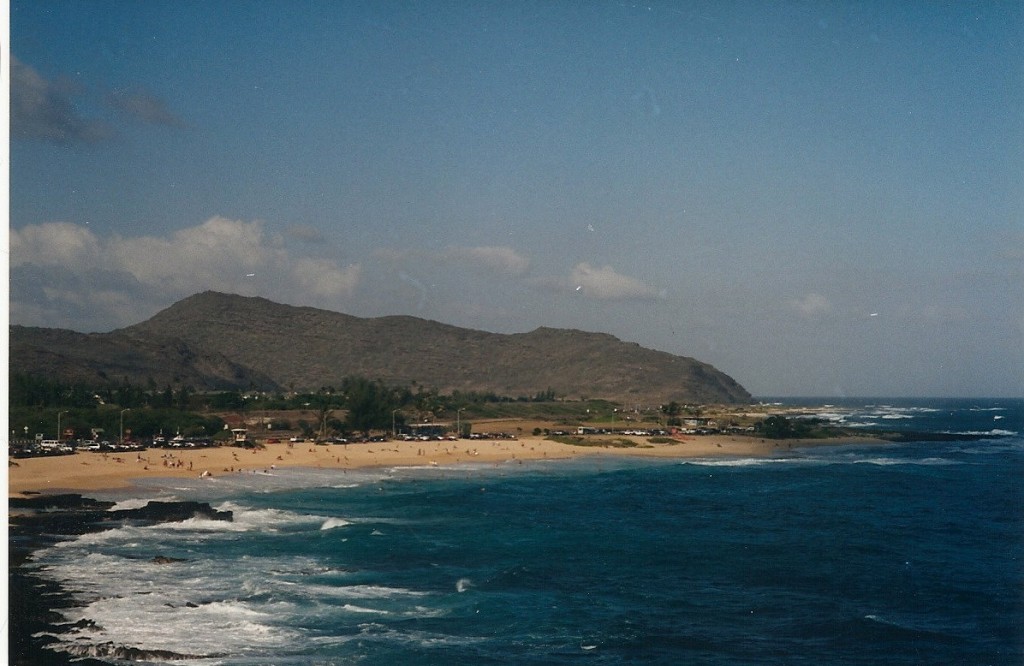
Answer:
[208, 391, 244, 409]
[662, 401, 682, 426]
[160, 385, 174, 408]
[756, 415, 795, 439]
[315, 387, 336, 441]
[344, 377, 402, 437]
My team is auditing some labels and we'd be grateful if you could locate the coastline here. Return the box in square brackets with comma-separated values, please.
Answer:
[8, 434, 887, 498]
[8, 494, 234, 665]
[8, 396, 1019, 665]
[7, 433, 883, 664]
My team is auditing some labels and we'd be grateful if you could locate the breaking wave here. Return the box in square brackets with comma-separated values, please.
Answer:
[320, 517, 352, 530]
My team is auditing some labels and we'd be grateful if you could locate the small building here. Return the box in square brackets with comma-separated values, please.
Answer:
[405, 423, 449, 439]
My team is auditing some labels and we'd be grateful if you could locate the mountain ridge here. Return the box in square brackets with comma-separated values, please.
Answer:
[11, 291, 752, 404]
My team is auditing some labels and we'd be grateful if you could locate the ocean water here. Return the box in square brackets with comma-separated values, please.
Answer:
[30, 399, 1024, 665]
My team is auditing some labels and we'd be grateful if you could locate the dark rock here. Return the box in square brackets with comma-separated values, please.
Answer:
[8, 496, 233, 665]
[9, 493, 114, 511]
[8, 567, 108, 666]
[109, 500, 233, 524]
[63, 642, 224, 661]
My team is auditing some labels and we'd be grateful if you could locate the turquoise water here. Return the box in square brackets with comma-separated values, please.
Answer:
[32, 399, 1024, 664]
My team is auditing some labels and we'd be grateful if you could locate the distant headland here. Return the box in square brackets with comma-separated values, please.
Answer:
[10, 290, 752, 406]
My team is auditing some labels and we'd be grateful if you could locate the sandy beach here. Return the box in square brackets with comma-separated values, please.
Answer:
[8, 434, 882, 497]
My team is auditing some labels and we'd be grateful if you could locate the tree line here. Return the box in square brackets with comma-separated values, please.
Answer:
[9, 373, 564, 441]
[11, 373, 195, 410]
[11, 373, 560, 413]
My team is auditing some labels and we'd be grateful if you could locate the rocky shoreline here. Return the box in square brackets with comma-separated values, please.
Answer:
[8, 494, 233, 665]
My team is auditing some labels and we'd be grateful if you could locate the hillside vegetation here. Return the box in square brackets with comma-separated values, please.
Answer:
[11, 291, 752, 405]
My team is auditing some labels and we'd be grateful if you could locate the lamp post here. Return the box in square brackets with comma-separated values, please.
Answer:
[392, 409, 399, 439]
[57, 410, 68, 440]
[120, 408, 130, 444]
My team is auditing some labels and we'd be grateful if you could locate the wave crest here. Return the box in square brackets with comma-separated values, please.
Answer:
[321, 517, 352, 530]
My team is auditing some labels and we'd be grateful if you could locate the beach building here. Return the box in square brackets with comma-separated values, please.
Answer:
[404, 423, 450, 439]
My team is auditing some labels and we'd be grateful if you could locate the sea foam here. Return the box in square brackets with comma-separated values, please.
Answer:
[23, 398, 1022, 665]
[321, 517, 352, 530]
[107, 496, 179, 511]
[683, 457, 826, 468]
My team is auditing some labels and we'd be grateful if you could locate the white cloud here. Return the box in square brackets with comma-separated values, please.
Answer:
[12, 56, 185, 142]
[788, 292, 832, 317]
[10, 221, 103, 266]
[10, 56, 112, 143]
[375, 244, 530, 276]
[292, 257, 362, 297]
[569, 262, 660, 300]
[10, 217, 362, 330]
[455, 246, 530, 276]
[106, 88, 186, 128]
[286, 224, 327, 244]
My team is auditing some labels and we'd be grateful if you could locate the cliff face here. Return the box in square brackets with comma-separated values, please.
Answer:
[11, 291, 752, 405]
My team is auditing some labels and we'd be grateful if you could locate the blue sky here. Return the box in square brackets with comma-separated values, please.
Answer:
[9, 1, 1023, 397]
